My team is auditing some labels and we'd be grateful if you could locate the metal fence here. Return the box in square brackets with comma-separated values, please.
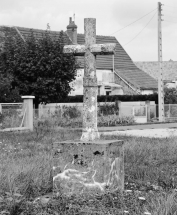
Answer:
[35, 103, 177, 123]
[164, 104, 177, 120]
[0, 103, 24, 129]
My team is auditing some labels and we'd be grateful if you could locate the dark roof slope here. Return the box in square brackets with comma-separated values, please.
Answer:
[77, 34, 137, 70]
[0, 26, 72, 45]
[77, 33, 157, 90]
[116, 69, 158, 90]
[0, 26, 158, 90]
[135, 61, 177, 81]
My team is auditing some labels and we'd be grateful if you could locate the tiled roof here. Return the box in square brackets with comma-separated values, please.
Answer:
[0, 26, 158, 90]
[116, 69, 158, 90]
[76, 34, 157, 90]
[135, 61, 177, 81]
[76, 34, 137, 70]
[0, 26, 72, 45]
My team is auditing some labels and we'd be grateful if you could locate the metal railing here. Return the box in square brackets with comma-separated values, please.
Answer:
[33, 103, 177, 124]
[0, 103, 24, 129]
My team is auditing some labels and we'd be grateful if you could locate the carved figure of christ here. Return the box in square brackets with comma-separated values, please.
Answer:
[64, 18, 116, 141]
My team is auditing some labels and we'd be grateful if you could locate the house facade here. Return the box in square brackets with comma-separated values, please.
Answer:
[0, 18, 158, 95]
[66, 17, 157, 95]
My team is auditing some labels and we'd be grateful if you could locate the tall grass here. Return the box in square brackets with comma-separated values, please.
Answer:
[0, 127, 176, 214]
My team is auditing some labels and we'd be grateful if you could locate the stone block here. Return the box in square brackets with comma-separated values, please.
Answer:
[53, 140, 124, 196]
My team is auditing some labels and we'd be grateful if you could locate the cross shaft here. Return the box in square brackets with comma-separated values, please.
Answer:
[64, 18, 116, 141]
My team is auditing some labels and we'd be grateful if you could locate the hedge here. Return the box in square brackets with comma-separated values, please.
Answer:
[56, 94, 159, 103]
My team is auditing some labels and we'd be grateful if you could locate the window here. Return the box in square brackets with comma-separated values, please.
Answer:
[106, 91, 111, 96]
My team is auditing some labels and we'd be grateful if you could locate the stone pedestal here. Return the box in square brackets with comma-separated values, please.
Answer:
[21, 96, 35, 131]
[53, 140, 124, 196]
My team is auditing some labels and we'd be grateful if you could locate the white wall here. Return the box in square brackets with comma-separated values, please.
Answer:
[141, 90, 154, 95]
[166, 82, 177, 88]
[120, 101, 155, 117]
[69, 69, 114, 95]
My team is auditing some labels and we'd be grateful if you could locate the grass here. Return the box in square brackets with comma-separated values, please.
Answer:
[0, 125, 177, 214]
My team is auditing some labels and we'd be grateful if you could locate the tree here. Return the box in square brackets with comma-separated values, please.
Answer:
[164, 87, 177, 104]
[0, 30, 78, 106]
[0, 73, 21, 103]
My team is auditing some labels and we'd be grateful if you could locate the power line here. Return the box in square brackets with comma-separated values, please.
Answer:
[164, 14, 177, 19]
[164, 4, 177, 10]
[163, 8, 177, 14]
[109, 8, 157, 36]
[123, 11, 157, 46]
[164, 20, 177, 24]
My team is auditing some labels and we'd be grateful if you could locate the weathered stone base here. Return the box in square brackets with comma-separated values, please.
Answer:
[53, 140, 124, 196]
[80, 128, 100, 141]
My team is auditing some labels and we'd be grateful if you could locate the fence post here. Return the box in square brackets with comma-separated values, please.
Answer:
[145, 100, 151, 122]
[154, 104, 156, 119]
[115, 100, 121, 116]
[38, 103, 44, 119]
[0, 104, 2, 127]
[132, 106, 135, 116]
[21, 96, 35, 131]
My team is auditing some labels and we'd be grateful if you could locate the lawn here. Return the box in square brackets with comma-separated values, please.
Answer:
[0, 125, 176, 215]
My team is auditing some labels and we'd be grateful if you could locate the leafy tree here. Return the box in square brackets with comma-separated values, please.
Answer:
[164, 87, 177, 104]
[0, 73, 21, 103]
[0, 30, 78, 106]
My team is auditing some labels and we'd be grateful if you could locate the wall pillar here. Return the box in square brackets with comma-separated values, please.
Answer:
[38, 103, 44, 119]
[21, 96, 35, 131]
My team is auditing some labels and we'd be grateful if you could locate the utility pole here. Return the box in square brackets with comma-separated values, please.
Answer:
[158, 2, 164, 122]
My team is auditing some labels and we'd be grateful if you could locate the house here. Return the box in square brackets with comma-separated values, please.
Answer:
[135, 61, 177, 89]
[0, 18, 158, 95]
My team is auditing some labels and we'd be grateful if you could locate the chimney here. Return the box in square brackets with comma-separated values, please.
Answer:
[66, 17, 77, 44]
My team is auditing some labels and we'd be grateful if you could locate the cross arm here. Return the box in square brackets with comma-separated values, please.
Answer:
[63, 45, 86, 56]
[63, 43, 116, 56]
[90, 43, 116, 55]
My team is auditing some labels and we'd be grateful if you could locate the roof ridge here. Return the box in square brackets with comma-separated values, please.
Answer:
[0, 25, 64, 34]
[77, 33, 116, 38]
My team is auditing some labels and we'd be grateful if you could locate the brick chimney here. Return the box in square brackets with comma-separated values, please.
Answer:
[66, 17, 77, 44]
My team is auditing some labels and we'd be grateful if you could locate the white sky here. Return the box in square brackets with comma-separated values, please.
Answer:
[0, 0, 177, 61]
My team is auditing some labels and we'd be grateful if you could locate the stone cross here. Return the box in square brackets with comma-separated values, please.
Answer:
[64, 18, 116, 141]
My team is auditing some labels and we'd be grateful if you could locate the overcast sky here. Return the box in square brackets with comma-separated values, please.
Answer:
[0, 0, 177, 61]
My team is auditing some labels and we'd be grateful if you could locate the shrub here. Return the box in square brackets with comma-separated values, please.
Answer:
[164, 87, 177, 104]
[56, 94, 158, 103]
[170, 105, 177, 117]
[0, 112, 4, 124]
[98, 102, 119, 116]
[62, 105, 82, 119]
[98, 114, 135, 127]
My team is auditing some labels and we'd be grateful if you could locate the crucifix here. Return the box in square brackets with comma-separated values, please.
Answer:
[64, 18, 116, 141]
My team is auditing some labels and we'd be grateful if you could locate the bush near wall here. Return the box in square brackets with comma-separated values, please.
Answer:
[56, 94, 159, 103]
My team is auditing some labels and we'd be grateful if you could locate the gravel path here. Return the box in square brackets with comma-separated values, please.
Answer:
[101, 128, 177, 138]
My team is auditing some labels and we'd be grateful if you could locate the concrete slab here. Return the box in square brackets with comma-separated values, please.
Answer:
[101, 128, 177, 138]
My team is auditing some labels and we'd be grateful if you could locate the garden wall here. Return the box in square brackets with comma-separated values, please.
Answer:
[38, 101, 156, 123]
